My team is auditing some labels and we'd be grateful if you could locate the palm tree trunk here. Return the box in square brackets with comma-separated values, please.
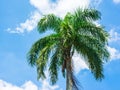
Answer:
[66, 56, 73, 90]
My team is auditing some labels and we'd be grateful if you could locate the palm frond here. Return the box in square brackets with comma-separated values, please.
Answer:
[49, 47, 60, 85]
[78, 22, 109, 43]
[37, 45, 52, 79]
[38, 14, 62, 33]
[74, 8, 101, 22]
[83, 8, 101, 21]
[77, 34, 109, 58]
[27, 33, 60, 66]
[73, 34, 109, 80]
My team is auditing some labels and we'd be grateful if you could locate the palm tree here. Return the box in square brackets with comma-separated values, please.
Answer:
[27, 8, 110, 90]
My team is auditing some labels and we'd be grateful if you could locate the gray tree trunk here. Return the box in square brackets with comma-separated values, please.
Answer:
[66, 57, 73, 90]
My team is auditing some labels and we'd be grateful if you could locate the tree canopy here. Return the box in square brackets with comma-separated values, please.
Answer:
[27, 8, 110, 90]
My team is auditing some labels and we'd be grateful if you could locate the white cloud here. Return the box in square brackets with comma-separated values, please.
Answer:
[0, 79, 60, 90]
[7, 28, 20, 34]
[0, 80, 38, 90]
[15, 11, 41, 33]
[113, 0, 120, 4]
[109, 29, 120, 42]
[107, 46, 120, 60]
[0, 70, 60, 90]
[72, 51, 88, 74]
[21, 81, 38, 90]
[7, 11, 41, 33]
[107, 28, 120, 60]
[39, 69, 60, 90]
[30, 0, 90, 17]
[7, 0, 103, 33]
[40, 79, 59, 90]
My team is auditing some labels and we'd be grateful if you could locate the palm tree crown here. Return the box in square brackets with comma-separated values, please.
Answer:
[27, 8, 110, 90]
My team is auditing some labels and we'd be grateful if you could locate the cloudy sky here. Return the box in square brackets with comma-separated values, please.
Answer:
[0, 0, 120, 90]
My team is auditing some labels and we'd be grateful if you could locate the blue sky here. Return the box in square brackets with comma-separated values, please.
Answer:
[0, 0, 120, 90]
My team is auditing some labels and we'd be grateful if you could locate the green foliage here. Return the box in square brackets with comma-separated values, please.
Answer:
[38, 14, 62, 33]
[27, 8, 110, 89]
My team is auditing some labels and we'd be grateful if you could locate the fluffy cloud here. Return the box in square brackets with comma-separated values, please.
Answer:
[109, 29, 120, 42]
[107, 46, 120, 60]
[7, 0, 103, 33]
[15, 11, 41, 33]
[30, 0, 90, 17]
[108, 28, 120, 60]
[0, 79, 59, 90]
[113, 0, 120, 4]
[0, 69, 60, 90]
[72, 51, 88, 74]
[40, 79, 59, 90]
[39, 70, 60, 90]
[7, 11, 41, 33]
[0, 80, 38, 90]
